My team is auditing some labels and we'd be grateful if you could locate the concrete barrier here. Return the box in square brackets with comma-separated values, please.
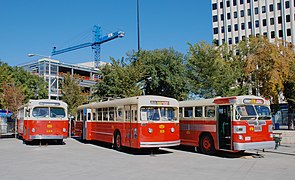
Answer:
[274, 130, 295, 144]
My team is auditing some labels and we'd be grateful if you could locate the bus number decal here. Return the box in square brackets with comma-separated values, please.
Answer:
[47, 124, 53, 128]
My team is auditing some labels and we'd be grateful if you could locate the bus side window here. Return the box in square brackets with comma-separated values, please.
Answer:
[117, 108, 123, 121]
[109, 107, 115, 121]
[103, 108, 108, 121]
[195, 106, 203, 117]
[125, 110, 131, 121]
[205, 106, 215, 117]
[80, 110, 83, 121]
[179, 108, 183, 118]
[93, 111, 97, 121]
[25, 108, 30, 118]
[133, 110, 137, 121]
[96, 108, 102, 121]
[87, 113, 91, 121]
[184, 107, 193, 118]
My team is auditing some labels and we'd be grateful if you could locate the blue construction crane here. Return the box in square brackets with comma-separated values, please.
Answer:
[51, 25, 125, 68]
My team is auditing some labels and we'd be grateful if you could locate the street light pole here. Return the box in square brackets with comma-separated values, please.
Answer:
[137, 0, 141, 52]
[27, 53, 52, 100]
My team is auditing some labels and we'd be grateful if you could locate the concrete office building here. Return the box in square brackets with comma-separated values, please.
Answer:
[211, 0, 295, 46]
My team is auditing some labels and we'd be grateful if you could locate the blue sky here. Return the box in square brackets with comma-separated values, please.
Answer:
[0, 0, 212, 66]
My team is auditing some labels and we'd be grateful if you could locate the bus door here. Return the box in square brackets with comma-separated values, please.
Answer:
[124, 105, 132, 147]
[124, 105, 138, 148]
[130, 105, 138, 147]
[82, 108, 88, 140]
[217, 105, 232, 150]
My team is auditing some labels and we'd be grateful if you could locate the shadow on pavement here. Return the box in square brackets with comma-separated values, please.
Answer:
[72, 136, 173, 156]
[22, 139, 66, 146]
[171, 145, 264, 159]
[0, 134, 15, 139]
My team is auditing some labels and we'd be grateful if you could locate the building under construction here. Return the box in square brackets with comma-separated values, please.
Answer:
[20, 58, 102, 100]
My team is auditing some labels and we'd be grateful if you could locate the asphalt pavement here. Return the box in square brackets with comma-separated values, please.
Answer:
[1, 137, 295, 180]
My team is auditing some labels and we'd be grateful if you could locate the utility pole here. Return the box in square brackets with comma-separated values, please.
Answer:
[137, 0, 141, 52]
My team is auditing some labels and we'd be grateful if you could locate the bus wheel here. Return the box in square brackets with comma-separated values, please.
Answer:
[114, 132, 123, 151]
[199, 134, 216, 155]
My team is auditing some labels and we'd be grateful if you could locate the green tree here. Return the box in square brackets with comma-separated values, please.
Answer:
[0, 62, 47, 110]
[11, 66, 47, 101]
[137, 48, 190, 100]
[187, 41, 241, 98]
[92, 57, 143, 100]
[61, 73, 86, 117]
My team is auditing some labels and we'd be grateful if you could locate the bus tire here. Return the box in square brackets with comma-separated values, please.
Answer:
[199, 134, 216, 155]
[114, 132, 123, 151]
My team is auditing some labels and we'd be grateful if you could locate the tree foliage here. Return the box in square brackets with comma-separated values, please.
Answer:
[243, 37, 294, 104]
[61, 73, 86, 116]
[92, 57, 143, 100]
[137, 48, 190, 100]
[187, 41, 243, 98]
[92, 48, 189, 101]
[1, 81, 25, 118]
[0, 61, 47, 112]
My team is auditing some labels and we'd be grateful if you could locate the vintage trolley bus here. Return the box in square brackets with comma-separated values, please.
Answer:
[74, 95, 180, 150]
[179, 95, 275, 154]
[17, 99, 68, 143]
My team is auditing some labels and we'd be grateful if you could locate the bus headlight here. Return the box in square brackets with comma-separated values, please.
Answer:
[270, 134, 273, 138]
[268, 125, 273, 132]
[62, 128, 67, 132]
[238, 135, 243, 140]
[170, 127, 175, 133]
[31, 128, 36, 133]
[148, 128, 153, 134]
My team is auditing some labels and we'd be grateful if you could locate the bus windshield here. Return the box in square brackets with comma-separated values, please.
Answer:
[50, 107, 66, 118]
[32, 107, 66, 118]
[235, 105, 271, 120]
[140, 107, 177, 121]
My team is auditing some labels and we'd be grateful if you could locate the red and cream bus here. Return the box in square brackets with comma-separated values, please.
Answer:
[179, 95, 275, 154]
[17, 99, 68, 144]
[74, 95, 179, 150]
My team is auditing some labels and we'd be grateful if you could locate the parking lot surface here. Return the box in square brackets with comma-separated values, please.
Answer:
[1, 138, 295, 180]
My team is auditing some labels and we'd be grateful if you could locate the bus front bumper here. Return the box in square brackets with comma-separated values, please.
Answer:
[29, 135, 66, 140]
[233, 141, 275, 150]
[140, 140, 180, 148]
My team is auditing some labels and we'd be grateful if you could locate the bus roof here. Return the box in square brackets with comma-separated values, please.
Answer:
[179, 95, 267, 107]
[77, 95, 179, 110]
[19, 99, 68, 109]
